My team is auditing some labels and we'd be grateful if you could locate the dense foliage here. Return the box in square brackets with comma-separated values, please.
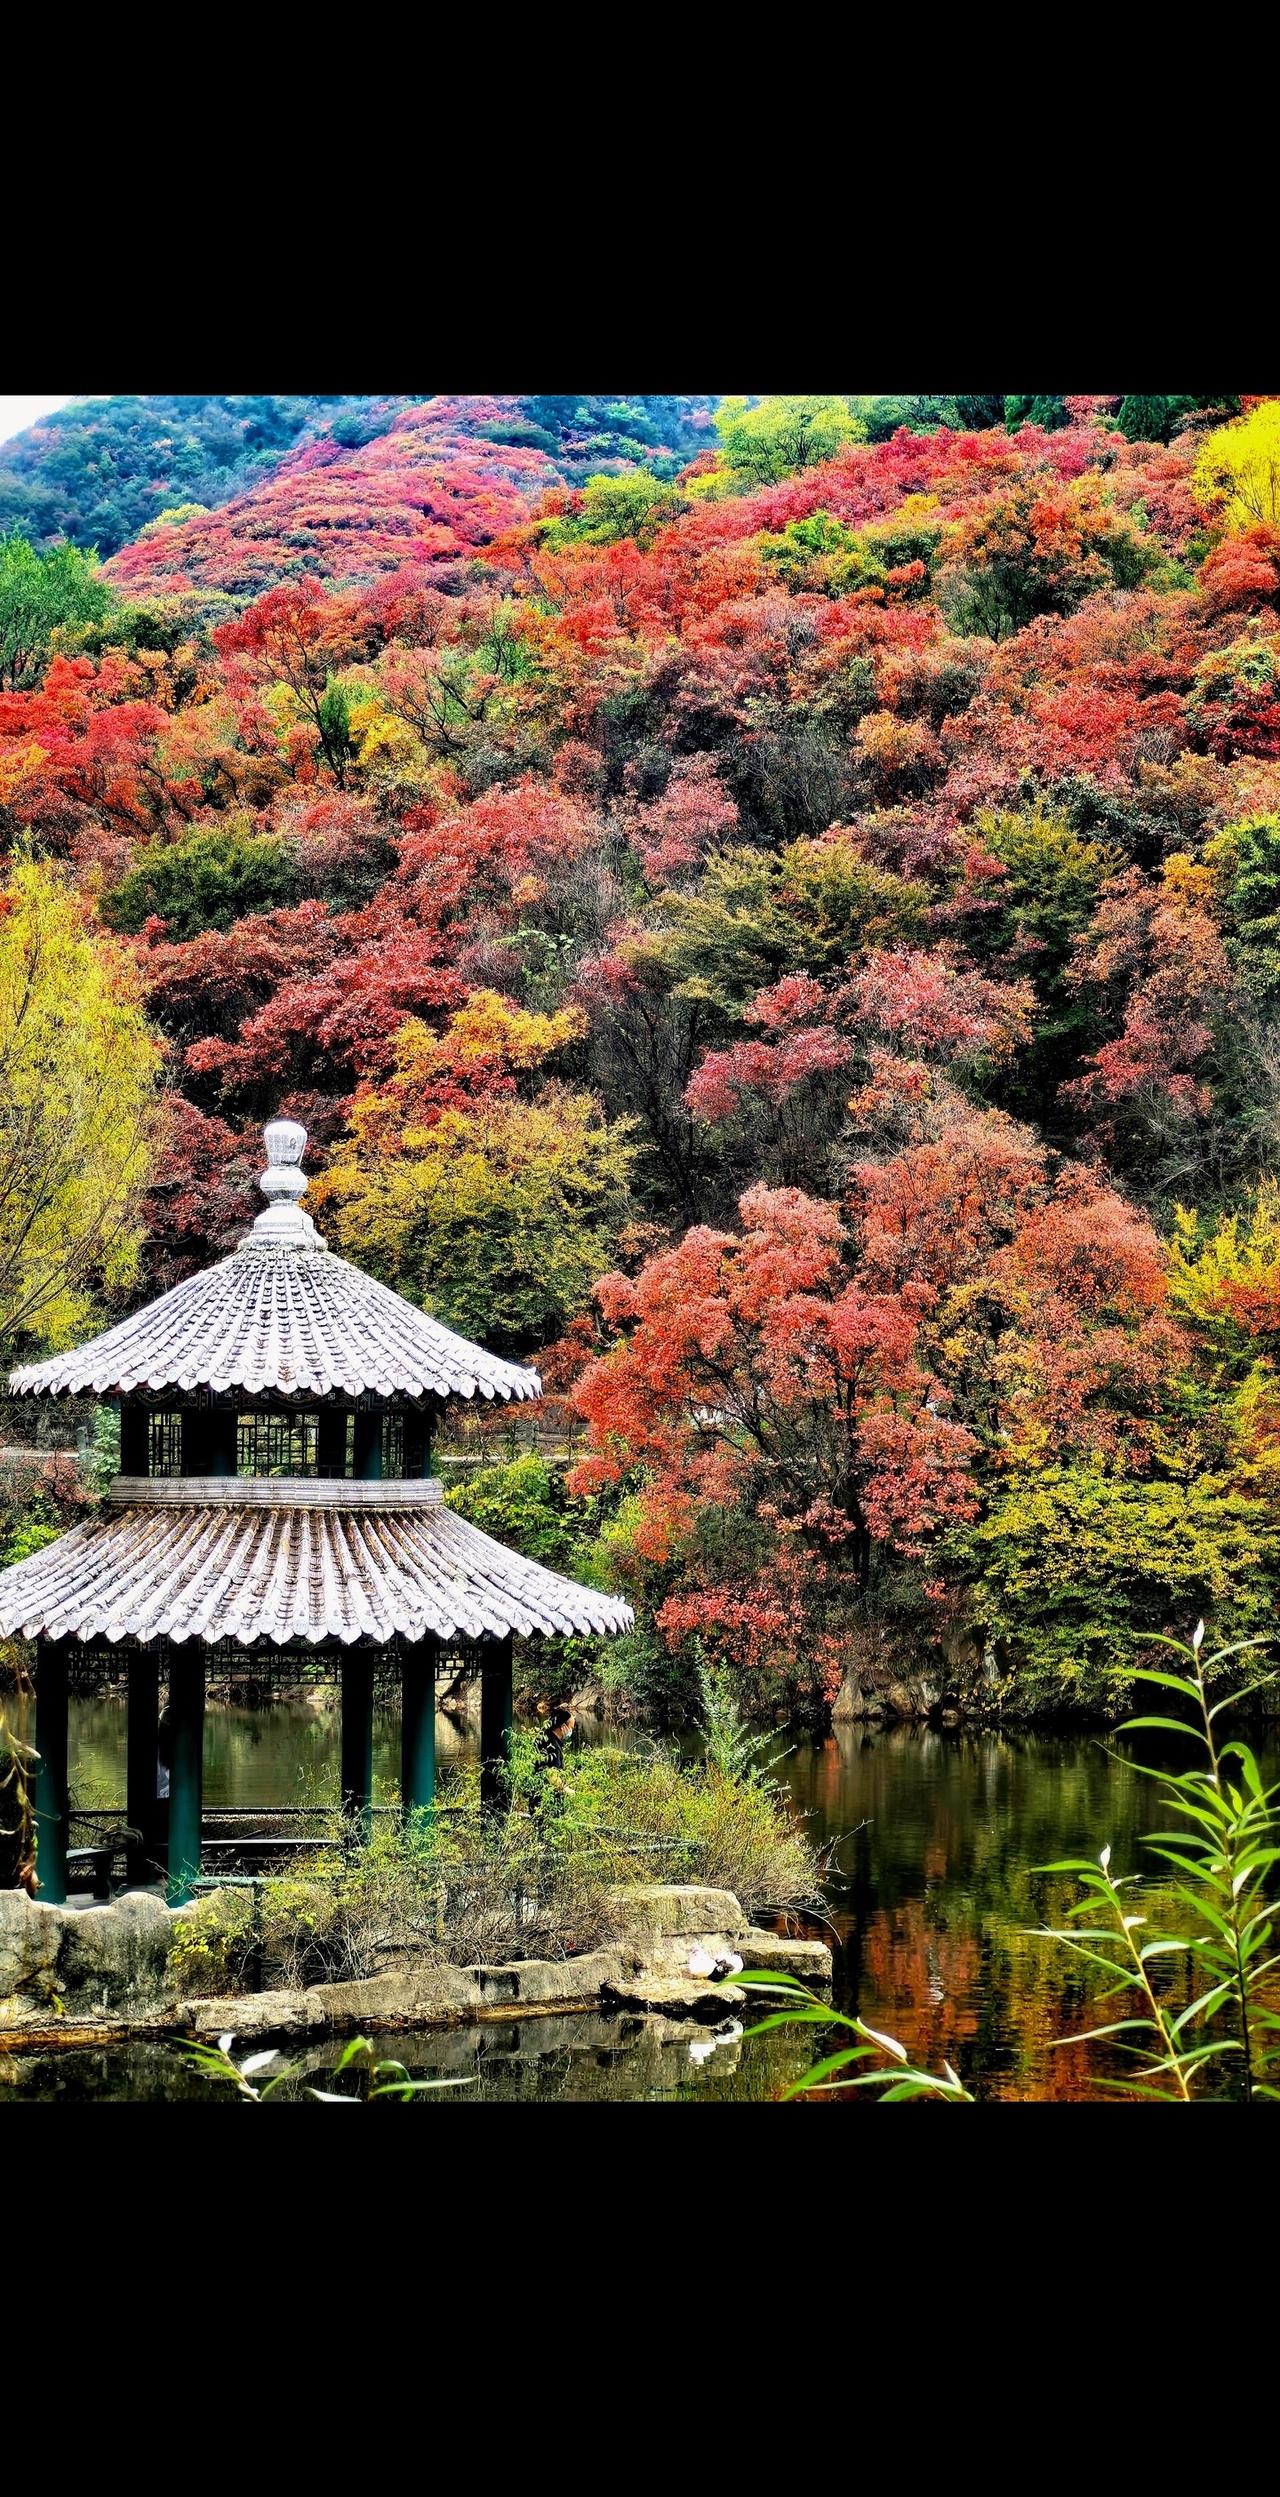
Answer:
[0, 395, 714, 570]
[0, 854, 159, 1352]
[0, 397, 368, 555]
[3, 386, 1278, 1718]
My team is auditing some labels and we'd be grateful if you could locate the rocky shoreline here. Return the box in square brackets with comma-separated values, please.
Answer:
[0, 1881, 832, 2055]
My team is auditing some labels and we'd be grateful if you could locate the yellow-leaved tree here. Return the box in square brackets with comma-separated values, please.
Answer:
[312, 993, 635, 1354]
[1193, 401, 1280, 531]
[0, 854, 162, 1355]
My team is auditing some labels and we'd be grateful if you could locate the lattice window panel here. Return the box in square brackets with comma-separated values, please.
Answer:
[148, 1411, 185, 1477]
[237, 1410, 319, 1477]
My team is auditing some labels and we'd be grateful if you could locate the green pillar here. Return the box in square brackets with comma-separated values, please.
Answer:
[209, 1404, 238, 1476]
[340, 1651, 374, 1839]
[401, 1636, 437, 1827]
[119, 1400, 147, 1476]
[317, 1406, 348, 1479]
[126, 1647, 161, 1888]
[180, 1404, 204, 1475]
[353, 1410, 382, 1481]
[480, 1634, 513, 1815]
[167, 1647, 205, 1905]
[33, 1638, 69, 1907]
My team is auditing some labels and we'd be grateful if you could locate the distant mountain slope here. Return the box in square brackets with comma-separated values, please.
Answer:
[0, 395, 387, 555]
[102, 399, 558, 597]
[0, 394, 716, 582]
[102, 396, 715, 599]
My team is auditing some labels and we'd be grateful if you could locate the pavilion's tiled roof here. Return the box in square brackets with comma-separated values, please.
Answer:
[7, 1119, 540, 1408]
[0, 1483, 632, 1647]
[7, 1239, 540, 1406]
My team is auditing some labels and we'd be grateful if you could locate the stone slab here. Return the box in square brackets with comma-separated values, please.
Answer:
[737, 1933, 834, 1984]
[602, 1974, 748, 2019]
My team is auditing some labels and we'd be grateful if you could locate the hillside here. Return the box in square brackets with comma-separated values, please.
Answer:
[3, 386, 1279, 1720]
[0, 394, 714, 572]
[0, 396, 372, 555]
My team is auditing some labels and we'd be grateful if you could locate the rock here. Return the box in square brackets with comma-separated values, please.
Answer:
[607, 1884, 752, 1980]
[185, 1988, 325, 2041]
[737, 1932, 833, 1986]
[0, 1888, 62, 2005]
[59, 1892, 174, 2008]
[192, 1949, 641, 2040]
[464, 1950, 625, 2011]
[831, 1674, 886, 1720]
[308, 1966, 480, 2030]
[4, 1879, 773, 2049]
[0, 1885, 176, 2015]
[602, 1974, 747, 2020]
[607, 1884, 749, 1949]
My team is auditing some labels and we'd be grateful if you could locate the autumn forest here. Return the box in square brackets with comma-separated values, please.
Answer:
[4, 387, 1280, 1727]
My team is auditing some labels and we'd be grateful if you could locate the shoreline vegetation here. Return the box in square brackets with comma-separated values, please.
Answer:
[0, 1687, 833, 2057]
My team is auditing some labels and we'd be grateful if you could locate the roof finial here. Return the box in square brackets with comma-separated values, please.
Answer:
[251, 1117, 321, 1245]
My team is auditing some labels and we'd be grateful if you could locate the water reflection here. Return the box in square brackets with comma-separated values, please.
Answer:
[1, 2013, 817, 2106]
[782, 1718, 1280, 2101]
[6, 1693, 1277, 2102]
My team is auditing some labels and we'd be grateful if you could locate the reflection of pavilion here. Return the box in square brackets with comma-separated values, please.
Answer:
[0, 1119, 630, 1901]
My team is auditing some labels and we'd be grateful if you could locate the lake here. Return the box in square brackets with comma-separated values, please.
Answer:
[5, 1693, 1275, 2103]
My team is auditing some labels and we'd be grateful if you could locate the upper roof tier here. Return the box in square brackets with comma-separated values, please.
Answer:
[7, 1119, 541, 1407]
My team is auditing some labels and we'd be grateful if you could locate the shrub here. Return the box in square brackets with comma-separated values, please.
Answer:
[167, 1890, 256, 1994]
[100, 821, 301, 939]
[198, 1733, 819, 1996]
[444, 1452, 581, 1572]
[952, 1460, 1280, 1715]
[549, 1742, 819, 1915]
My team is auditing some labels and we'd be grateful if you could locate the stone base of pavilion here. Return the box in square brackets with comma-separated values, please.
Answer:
[0, 1880, 832, 2054]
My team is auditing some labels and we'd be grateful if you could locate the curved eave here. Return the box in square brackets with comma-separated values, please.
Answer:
[6, 1374, 541, 1406]
[0, 1498, 633, 1649]
[6, 1242, 541, 1408]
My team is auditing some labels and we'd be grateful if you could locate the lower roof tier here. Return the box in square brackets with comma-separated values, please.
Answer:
[0, 1482, 633, 1649]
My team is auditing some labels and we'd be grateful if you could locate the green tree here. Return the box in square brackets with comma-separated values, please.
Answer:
[445, 1452, 582, 1571]
[1003, 394, 1071, 431]
[854, 393, 1008, 440]
[321, 1083, 636, 1354]
[0, 855, 161, 1352]
[648, 850, 797, 1012]
[969, 803, 1114, 1110]
[953, 1459, 1279, 1714]
[1115, 393, 1239, 446]
[1210, 813, 1280, 1002]
[712, 396, 863, 487]
[100, 820, 301, 939]
[317, 677, 355, 784]
[0, 530, 109, 691]
[570, 471, 688, 547]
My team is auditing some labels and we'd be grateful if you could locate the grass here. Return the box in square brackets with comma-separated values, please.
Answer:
[170, 1735, 821, 1996]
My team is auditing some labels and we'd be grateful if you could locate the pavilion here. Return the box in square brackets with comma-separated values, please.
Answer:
[0, 1118, 631, 1902]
